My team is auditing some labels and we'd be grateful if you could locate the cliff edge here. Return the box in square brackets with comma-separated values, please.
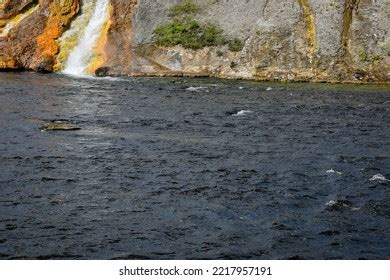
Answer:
[0, 0, 389, 83]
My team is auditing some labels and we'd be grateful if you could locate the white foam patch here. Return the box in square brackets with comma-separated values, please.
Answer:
[186, 87, 209, 93]
[62, 72, 124, 82]
[266, 87, 273, 91]
[326, 169, 343, 175]
[325, 200, 337, 207]
[369, 174, 389, 182]
[234, 110, 253, 116]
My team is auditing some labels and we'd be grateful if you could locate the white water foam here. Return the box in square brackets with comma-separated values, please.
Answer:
[234, 110, 253, 116]
[369, 174, 389, 182]
[326, 169, 343, 175]
[325, 200, 337, 207]
[186, 87, 209, 93]
[62, 0, 109, 76]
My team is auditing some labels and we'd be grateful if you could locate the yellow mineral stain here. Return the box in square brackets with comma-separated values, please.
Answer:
[297, 0, 317, 59]
[86, 3, 112, 74]
[0, 55, 18, 69]
[0, 4, 39, 37]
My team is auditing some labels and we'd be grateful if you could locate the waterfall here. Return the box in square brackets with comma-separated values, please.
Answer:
[62, 0, 110, 76]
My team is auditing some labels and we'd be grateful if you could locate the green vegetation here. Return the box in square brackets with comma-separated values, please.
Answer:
[154, 0, 243, 51]
[168, 0, 201, 18]
[359, 48, 369, 62]
[154, 20, 225, 49]
[228, 38, 244, 52]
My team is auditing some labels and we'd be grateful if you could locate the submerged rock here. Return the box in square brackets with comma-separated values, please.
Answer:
[325, 199, 354, 211]
[40, 121, 80, 131]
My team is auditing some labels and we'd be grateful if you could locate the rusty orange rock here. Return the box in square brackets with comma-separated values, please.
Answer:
[31, 0, 79, 71]
[102, 0, 138, 75]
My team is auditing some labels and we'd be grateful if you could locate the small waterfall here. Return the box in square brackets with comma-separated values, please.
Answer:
[62, 0, 110, 76]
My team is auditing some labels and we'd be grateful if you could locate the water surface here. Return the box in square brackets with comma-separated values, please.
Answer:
[0, 73, 389, 259]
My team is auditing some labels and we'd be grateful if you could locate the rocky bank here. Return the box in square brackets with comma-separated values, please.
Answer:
[0, 0, 389, 83]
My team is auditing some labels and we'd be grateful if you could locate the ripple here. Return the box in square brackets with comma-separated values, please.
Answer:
[0, 73, 389, 260]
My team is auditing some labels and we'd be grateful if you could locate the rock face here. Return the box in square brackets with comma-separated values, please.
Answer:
[0, 0, 389, 83]
[0, 0, 79, 71]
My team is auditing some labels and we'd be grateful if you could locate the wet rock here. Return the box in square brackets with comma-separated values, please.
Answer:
[325, 199, 354, 211]
[95, 67, 110, 77]
[40, 120, 80, 131]
[32, 55, 54, 73]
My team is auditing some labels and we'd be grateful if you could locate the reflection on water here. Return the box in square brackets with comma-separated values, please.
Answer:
[0, 72, 389, 260]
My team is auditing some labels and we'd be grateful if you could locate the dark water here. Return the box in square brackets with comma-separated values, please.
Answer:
[0, 72, 389, 260]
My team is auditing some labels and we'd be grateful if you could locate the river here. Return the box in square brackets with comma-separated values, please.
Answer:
[0, 72, 389, 259]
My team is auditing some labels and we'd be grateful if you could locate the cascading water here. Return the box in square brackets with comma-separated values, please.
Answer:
[62, 0, 110, 76]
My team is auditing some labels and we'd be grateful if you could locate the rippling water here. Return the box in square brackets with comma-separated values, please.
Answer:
[0, 73, 389, 260]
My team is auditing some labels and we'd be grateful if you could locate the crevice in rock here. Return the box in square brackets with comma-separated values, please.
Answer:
[340, 0, 359, 57]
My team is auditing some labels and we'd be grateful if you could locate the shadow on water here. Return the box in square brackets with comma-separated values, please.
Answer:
[0, 72, 389, 259]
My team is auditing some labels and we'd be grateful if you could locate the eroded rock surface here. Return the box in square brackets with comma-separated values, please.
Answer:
[0, 0, 79, 70]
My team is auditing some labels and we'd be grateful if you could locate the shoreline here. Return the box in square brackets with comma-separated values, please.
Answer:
[1, 69, 389, 85]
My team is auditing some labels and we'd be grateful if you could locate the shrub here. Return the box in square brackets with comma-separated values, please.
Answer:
[154, 19, 225, 49]
[168, 0, 201, 18]
[154, 0, 242, 51]
[228, 38, 244, 52]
